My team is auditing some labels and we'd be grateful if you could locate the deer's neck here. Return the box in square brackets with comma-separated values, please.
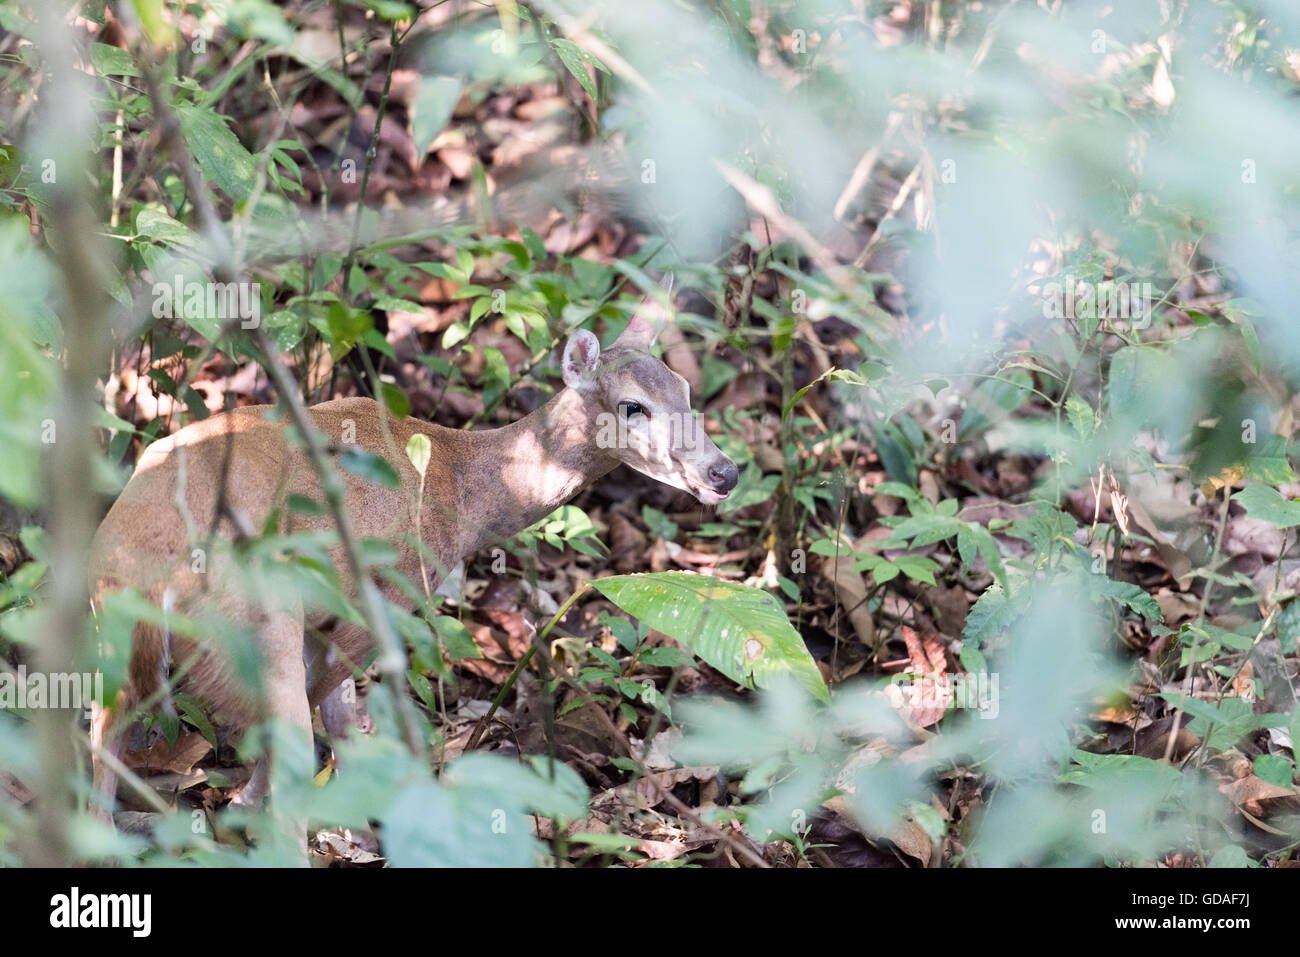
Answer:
[445, 387, 616, 554]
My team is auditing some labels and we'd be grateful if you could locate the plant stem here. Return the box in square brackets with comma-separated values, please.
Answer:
[1162, 490, 1233, 764]
[466, 582, 591, 750]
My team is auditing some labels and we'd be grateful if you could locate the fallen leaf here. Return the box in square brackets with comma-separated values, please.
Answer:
[881, 626, 952, 728]
[1221, 773, 1295, 817]
[124, 730, 212, 775]
[822, 554, 876, 646]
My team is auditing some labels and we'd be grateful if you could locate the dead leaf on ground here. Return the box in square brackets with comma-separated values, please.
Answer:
[123, 731, 212, 775]
[313, 829, 385, 866]
[822, 554, 876, 647]
[1220, 773, 1295, 817]
[881, 626, 952, 729]
[822, 794, 934, 866]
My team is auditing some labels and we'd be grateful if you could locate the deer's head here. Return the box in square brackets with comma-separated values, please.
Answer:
[561, 301, 739, 506]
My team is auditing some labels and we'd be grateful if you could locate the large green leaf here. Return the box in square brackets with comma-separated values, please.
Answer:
[380, 754, 586, 868]
[176, 102, 256, 203]
[1242, 435, 1297, 485]
[411, 76, 462, 156]
[1235, 483, 1300, 528]
[590, 572, 829, 703]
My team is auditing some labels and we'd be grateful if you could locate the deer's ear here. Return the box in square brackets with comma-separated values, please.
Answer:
[614, 274, 673, 352]
[614, 314, 659, 352]
[562, 329, 601, 391]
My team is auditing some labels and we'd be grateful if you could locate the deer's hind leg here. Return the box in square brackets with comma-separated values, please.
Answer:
[307, 620, 376, 743]
[227, 603, 312, 814]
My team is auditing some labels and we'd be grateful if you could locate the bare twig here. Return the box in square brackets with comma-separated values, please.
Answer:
[1162, 491, 1233, 764]
[29, 2, 116, 867]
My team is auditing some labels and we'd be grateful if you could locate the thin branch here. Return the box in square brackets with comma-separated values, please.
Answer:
[29, 2, 116, 867]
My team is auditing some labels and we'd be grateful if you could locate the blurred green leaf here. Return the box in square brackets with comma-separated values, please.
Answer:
[592, 572, 829, 703]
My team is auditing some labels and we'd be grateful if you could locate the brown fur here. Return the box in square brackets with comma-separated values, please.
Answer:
[88, 317, 737, 822]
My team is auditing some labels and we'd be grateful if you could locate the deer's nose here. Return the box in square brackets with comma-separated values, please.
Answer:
[708, 459, 739, 493]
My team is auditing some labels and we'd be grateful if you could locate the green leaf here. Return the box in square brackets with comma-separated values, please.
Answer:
[638, 646, 690, 668]
[1253, 754, 1294, 790]
[964, 581, 1019, 647]
[405, 434, 431, 478]
[808, 536, 854, 557]
[960, 371, 1031, 438]
[176, 102, 257, 203]
[717, 471, 779, 514]
[781, 366, 867, 419]
[361, 0, 415, 20]
[380, 382, 409, 419]
[892, 554, 938, 585]
[432, 614, 481, 661]
[286, 494, 327, 516]
[590, 572, 829, 703]
[411, 76, 462, 156]
[641, 505, 678, 541]
[1107, 346, 1173, 427]
[339, 449, 400, 488]
[1155, 694, 1282, 752]
[1222, 300, 1262, 374]
[550, 38, 602, 100]
[1088, 575, 1163, 621]
[1060, 750, 1183, 788]
[871, 562, 901, 584]
[134, 206, 194, 245]
[90, 42, 139, 77]
[1234, 484, 1300, 528]
[1243, 435, 1297, 485]
[873, 481, 919, 502]
[1208, 845, 1252, 868]
[1277, 601, 1300, 655]
[157, 710, 179, 748]
[1065, 394, 1095, 438]
[129, 0, 174, 45]
[18, 525, 48, 563]
[956, 524, 1007, 590]
[958, 645, 988, 674]
[381, 778, 533, 867]
[173, 692, 218, 753]
[874, 420, 917, 486]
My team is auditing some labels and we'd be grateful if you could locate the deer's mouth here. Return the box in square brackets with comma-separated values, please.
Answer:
[692, 484, 729, 506]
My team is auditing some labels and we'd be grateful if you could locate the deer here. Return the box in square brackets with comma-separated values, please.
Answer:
[87, 291, 739, 836]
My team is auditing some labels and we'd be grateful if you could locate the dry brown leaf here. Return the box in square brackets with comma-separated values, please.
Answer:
[882, 626, 952, 728]
[124, 730, 212, 775]
[1091, 703, 1137, 723]
[657, 321, 702, 397]
[1136, 717, 1199, 759]
[608, 511, 647, 574]
[1230, 660, 1256, 702]
[1199, 465, 1244, 499]
[588, 765, 719, 817]
[822, 794, 933, 866]
[1, 773, 32, 805]
[886, 816, 934, 866]
[313, 829, 384, 865]
[1221, 773, 1295, 812]
[634, 766, 720, 811]
[821, 554, 876, 646]
[637, 839, 689, 861]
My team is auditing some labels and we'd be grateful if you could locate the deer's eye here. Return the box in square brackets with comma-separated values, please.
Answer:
[619, 400, 647, 420]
